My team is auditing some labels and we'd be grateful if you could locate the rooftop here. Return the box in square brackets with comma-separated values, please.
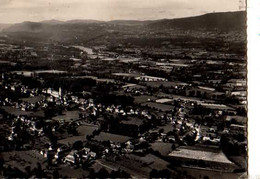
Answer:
[93, 132, 131, 143]
[169, 146, 234, 164]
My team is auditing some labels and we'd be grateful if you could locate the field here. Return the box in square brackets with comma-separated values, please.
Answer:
[20, 95, 45, 103]
[77, 125, 99, 136]
[52, 110, 80, 122]
[2, 150, 46, 172]
[93, 132, 131, 143]
[2, 106, 44, 117]
[134, 95, 157, 104]
[2, 106, 31, 116]
[142, 102, 174, 112]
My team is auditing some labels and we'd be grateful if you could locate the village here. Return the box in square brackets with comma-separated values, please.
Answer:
[0, 37, 247, 178]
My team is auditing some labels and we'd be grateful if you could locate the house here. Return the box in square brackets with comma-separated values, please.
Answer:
[44, 88, 62, 98]
[119, 117, 144, 137]
[225, 115, 247, 124]
[230, 124, 246, 133]
[135, 75, 168, 82]
[63, 147, 96, 165]
[225, 79, 246, 88]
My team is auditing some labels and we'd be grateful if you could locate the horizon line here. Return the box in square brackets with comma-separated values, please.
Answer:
[0, 10, 245, 25]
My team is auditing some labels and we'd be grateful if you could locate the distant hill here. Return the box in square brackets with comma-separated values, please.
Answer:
[65, 19, 103, 24]
[40, 19, 64, 24]
[3, 20, 105, 33]
[0, 24, 11, 32]
[107, 20, 147, 26]
[147, 11, 246, 31]
[4, 21, 48, 32]
[3, 11, 246, 33]
[1, 11, 246, 44]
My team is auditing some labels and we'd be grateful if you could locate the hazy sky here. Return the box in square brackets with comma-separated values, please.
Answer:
[0, 0, 244, 23]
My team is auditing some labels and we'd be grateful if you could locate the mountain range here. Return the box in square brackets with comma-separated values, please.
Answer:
[147, 11, 246, 31]
[0, 11, 246, 45]
[2, 11, 246, 32]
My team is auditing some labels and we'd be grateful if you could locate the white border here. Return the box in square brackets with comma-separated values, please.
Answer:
[248, 0, 260, 178]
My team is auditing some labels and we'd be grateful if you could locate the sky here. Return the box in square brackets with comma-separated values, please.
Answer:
[0, 0, 245, 24]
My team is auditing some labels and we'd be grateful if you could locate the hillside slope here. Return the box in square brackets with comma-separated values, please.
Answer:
[147, 11, 246, 31]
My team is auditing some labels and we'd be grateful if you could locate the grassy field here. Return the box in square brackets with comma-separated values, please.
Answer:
[20, 95, 45, 103]
[77, 125, 99, 137]
[142, 102, 174, 112]
[2, 106, 44, 117]
[2, 150, 46, 172]
[52, 110, 80, 122]
[134, 95, 157, 104]
[2, 106, 31, 116]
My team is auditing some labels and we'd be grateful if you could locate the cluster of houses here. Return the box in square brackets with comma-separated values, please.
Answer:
[0, 41, 247, 178]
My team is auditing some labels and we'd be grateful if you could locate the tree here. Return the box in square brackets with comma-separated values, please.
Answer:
[159, 128, 164, 134]
[24, 166, 31, 177]
[157, 169, 171, 178]
[73, 140, 83, 150]
[47, 151, 54, 167]
[119, 170, 131, 178]
[171, 144, 176, 150]
[150, 169, 159, 178]
[53, 169, 59, 178]
[33, 163, 46, 178]
[96, 168, 110, 178]
[110, 169, 131, 178]
[236, 107, 247, 116]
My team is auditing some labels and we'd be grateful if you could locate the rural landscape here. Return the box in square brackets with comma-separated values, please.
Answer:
[0, 8, 247, 179]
